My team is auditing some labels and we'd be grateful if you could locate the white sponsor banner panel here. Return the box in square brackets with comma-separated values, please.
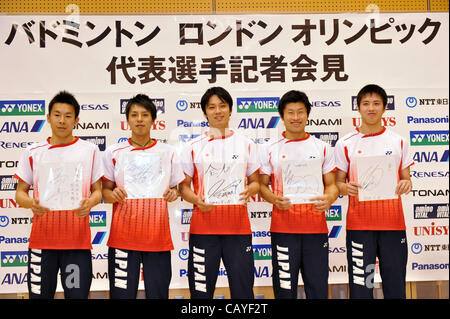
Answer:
[0, 13, 448, 293]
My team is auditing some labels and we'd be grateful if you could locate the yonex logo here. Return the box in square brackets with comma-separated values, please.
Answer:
[237, 97, 279, 113]
[1, 251, 28, 267]
[0, 100, 45, 116]
[410, 130, 449, 146]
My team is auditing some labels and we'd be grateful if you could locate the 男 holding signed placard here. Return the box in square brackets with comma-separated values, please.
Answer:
[281, 158, 323, 204]
[38, 161, 83, 210]
[203, 158, 246, 205]
[124, 152, 170, 199]
[356, 155, 397, 201]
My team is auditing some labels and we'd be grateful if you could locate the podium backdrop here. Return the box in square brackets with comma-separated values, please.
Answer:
[0, 13, 448, 293]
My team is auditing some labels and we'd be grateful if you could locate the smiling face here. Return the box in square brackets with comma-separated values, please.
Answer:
[358, 92, 386, 127]
[47, 102, 78, 142]
[127, 103, 154, 137]
[204, 94, 231, 130]
[282, 101, 309, 136]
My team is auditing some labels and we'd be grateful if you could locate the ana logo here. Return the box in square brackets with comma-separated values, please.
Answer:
[406, 97, 418, 108]
[410, 130, 449, 146]
[237, 97, 279, 113]
[0, 120, 45, 133]
[0, 100, 45, 116]
[328, 225, 342, 238]
[237, 116, 280, 129]
[91, 231, 107, 245]
[413, 151, 449, 163]
[411, 243, 423, 254]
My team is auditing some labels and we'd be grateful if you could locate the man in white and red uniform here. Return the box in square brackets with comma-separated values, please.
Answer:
[15, 91, 103, 299]
[102, 94, 185, 299]
[179, 87, 260, 299]
[259, 90, 338, 299]
[335, 84, 414, 299]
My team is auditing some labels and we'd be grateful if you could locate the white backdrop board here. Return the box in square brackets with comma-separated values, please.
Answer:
[0, 13, 448, 293]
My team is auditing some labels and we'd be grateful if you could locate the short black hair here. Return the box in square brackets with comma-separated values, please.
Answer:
[356, 84, 388, 108]
[200, 87, 233, 115]
[278, 90, 312, 118]
[48, 91, 80, 118]
[125, 94, 157, 120]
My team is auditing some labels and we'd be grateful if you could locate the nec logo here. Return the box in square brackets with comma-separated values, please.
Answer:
[352, 95, 394, 110]
[237, 116, 280, 129]
[0, 120, 45, 133]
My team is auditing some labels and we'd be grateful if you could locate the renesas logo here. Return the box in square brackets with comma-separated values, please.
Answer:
[412, 150, 448, 163]
[120, 98, 165, 115]
[238, 117, 280, 129]
[237, 97, 279, 113]
[352, 95, 395, 111]
[79, 136, 106, 151]
[414, 204, 448, 219]
[311, 100, 341, 107]
[310, 132, 339, 147]
[0, 141, 34, 149]
[0, 120, 45, 133]
[0, 100, 45, 116]
[80, 104, 109, 111]
[410, 130, 448, 146]
[405, 97, 448, 108]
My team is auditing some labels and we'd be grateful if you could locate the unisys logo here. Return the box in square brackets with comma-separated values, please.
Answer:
[413, 223, 449, 236]
[352, 117, 396, 127]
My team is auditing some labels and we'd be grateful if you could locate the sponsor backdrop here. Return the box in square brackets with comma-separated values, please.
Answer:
[0, 13, 448, 293]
